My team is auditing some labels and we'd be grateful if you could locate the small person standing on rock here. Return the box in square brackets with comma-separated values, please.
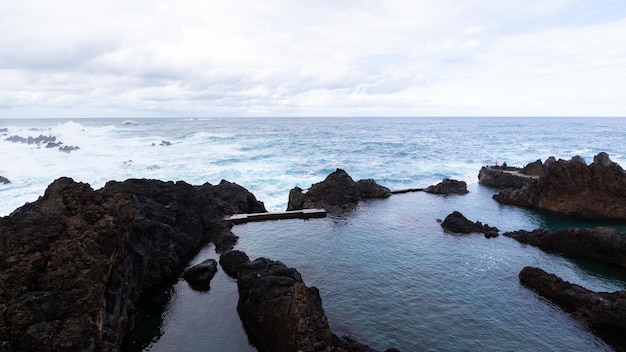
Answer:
[494, 160, 499, 167]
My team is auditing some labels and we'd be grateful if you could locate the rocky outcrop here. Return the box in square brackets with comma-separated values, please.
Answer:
[504, 227, 626, 269]
[0, 176, 9, 184]
[219, 250, 250, 277]
[494, 153, 626, 220]
[5, 134, 80, 153]
[424, 179, 468, 195]
[0, 177, 266, 352]
[235, 255, 385, 352]
[182, 259, 218, 289]
[519, 266, 626, 351]
[287, 169, 391, 214]
[440, 211, 499, 238]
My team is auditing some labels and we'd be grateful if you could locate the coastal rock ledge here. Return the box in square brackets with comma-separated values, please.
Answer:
[494, 152, 626, 220]
[287, 169, 391, 215]
[0, 177, 265, 352]
[520, 266, 626, 351]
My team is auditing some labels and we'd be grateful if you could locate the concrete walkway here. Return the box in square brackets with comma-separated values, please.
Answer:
[224, 208, 327, 224]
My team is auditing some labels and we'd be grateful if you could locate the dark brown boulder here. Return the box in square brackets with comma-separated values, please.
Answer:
[440, 211, 499, 238]
[494, 153, 626, 220]
[287, 169, 391, 214]
[424, 178, 468, 195]
[519, 266, 626, 350]
[504, 227, 626, 269]
[236, 256, 384, 352]
[219, 250, 250, 278]
[477, 166, 536, 189]
[0, 176, 266, 351]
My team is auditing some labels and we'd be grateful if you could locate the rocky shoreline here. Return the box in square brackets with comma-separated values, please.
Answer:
[2, 154, 626, 351]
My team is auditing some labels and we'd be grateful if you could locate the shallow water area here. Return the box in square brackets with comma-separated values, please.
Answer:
[127, 183, 625, 352]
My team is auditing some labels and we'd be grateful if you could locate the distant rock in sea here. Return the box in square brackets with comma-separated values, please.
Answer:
[424, 178, 468, 195]
[494, 152, 626, 220]
[0, 176, 9, 184]
[287, 168, 391, 214]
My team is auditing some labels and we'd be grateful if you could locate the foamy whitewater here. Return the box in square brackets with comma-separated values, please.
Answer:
[1, 117, 626, 351]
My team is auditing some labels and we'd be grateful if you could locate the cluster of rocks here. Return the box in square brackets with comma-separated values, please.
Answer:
[0, 177, 265, 351]
[5, 134, 80, 153]
[151, 140, 173, 146]
[477, 152, 626, 349]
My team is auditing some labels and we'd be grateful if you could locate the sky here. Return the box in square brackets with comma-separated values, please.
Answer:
[1, 0, 625, 118]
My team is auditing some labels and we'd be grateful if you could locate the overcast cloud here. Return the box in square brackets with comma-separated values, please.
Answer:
[1, 0, 625, 117]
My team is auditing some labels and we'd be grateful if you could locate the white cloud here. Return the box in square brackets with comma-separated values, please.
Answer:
[0, 0, 625, 117]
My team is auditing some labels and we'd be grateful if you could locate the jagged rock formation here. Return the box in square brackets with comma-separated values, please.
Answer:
[287, 169, 391, 214]
[0, 177, 265, 352]
[440, 211, 499, 238]
[504, 227, 626, 269]
[231, 254, 388, 352]
[494, 152, 626, 220]
[0, 176, 9, 184]
[5, 134, 80, 153]
[519, 266, 626, 351]
[424, 178, 468, 195]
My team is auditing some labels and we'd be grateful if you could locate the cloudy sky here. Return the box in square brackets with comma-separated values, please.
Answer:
[1, 0, 625, 118]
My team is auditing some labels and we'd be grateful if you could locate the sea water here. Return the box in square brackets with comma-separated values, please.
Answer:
[1, 117, 625, 351]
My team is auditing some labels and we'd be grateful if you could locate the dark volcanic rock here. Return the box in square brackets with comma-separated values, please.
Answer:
[219, 250, 250, 278]
[478, 166, 536, 189]
[213, 179, 267, 215]
[504, 227, 626, 269]
[424, 178, 468, 195]
[0, 175, 10, 184]
[236, 256, 383, 352]
[441, 211, 499, 238]
[0, 177, 266, 352]
[519, 266, 626, 350]
[494, 153, 626, 220]
[287, 169, 391, 214]
[182, 259, 218, 286]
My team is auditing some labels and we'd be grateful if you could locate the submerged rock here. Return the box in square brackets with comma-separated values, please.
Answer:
[494, 152, 626, 220]
[504, 227, 626, 269]
[440, 211, 499, 238]
[519, 266, 626, 350]
[0, 177, 266, 351]
[424, 178, 468, 195]
[287, 169, 391, 215]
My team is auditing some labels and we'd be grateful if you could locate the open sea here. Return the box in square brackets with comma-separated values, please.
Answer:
[1, 117, 626, 351]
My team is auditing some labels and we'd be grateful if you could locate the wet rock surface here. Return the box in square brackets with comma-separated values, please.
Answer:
[287, 169, 391, 215]
[504, 227, 626, 269]
[519, 266, 626, 351]
[182, 259, 218, 287]
[440, 211, 499, 238]
[0, 175, 9, 184]
[424, 178, 468, 195]
[0, 177, 265, 352]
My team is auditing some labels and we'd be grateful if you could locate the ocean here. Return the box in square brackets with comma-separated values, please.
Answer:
[1, 117, 625, 351]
